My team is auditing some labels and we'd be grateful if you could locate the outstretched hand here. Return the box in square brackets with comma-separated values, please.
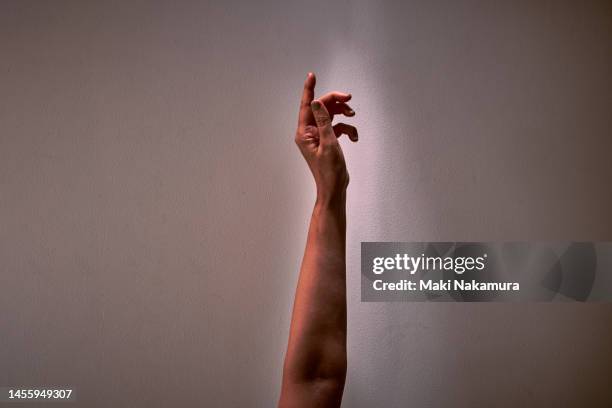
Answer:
[281, 72, 352, 408]
[294, 73, 358, 204]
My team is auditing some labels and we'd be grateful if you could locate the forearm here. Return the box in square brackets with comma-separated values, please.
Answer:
[283, 192, 347, 384]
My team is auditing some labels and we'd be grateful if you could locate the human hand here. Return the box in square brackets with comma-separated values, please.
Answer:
[294, 73, 358, 204]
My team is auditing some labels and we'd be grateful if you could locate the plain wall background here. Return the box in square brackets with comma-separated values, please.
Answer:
[1, 1, 611, 407]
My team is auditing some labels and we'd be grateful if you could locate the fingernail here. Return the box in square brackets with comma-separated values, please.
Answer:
[311, 100, 321, 110]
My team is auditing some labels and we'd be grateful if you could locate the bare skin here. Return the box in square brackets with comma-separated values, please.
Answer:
[279, 73, 358, 408]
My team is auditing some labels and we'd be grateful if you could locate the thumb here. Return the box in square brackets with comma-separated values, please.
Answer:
[311, 99, 335, 145]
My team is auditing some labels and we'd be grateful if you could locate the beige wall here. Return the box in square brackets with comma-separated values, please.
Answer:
[1, 1, 611, 407]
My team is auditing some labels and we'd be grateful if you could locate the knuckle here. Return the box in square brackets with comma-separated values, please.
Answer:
[320, 142, 338, 154]
[315, 117, 332, 128]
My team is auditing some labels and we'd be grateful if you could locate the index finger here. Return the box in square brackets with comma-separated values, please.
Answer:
[298, 72, 316, 131]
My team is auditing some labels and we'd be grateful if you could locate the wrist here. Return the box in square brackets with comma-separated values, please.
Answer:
[315, 189, 346, 209]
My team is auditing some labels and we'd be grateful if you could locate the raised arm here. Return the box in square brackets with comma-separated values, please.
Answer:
[279, 73, 358, 408]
